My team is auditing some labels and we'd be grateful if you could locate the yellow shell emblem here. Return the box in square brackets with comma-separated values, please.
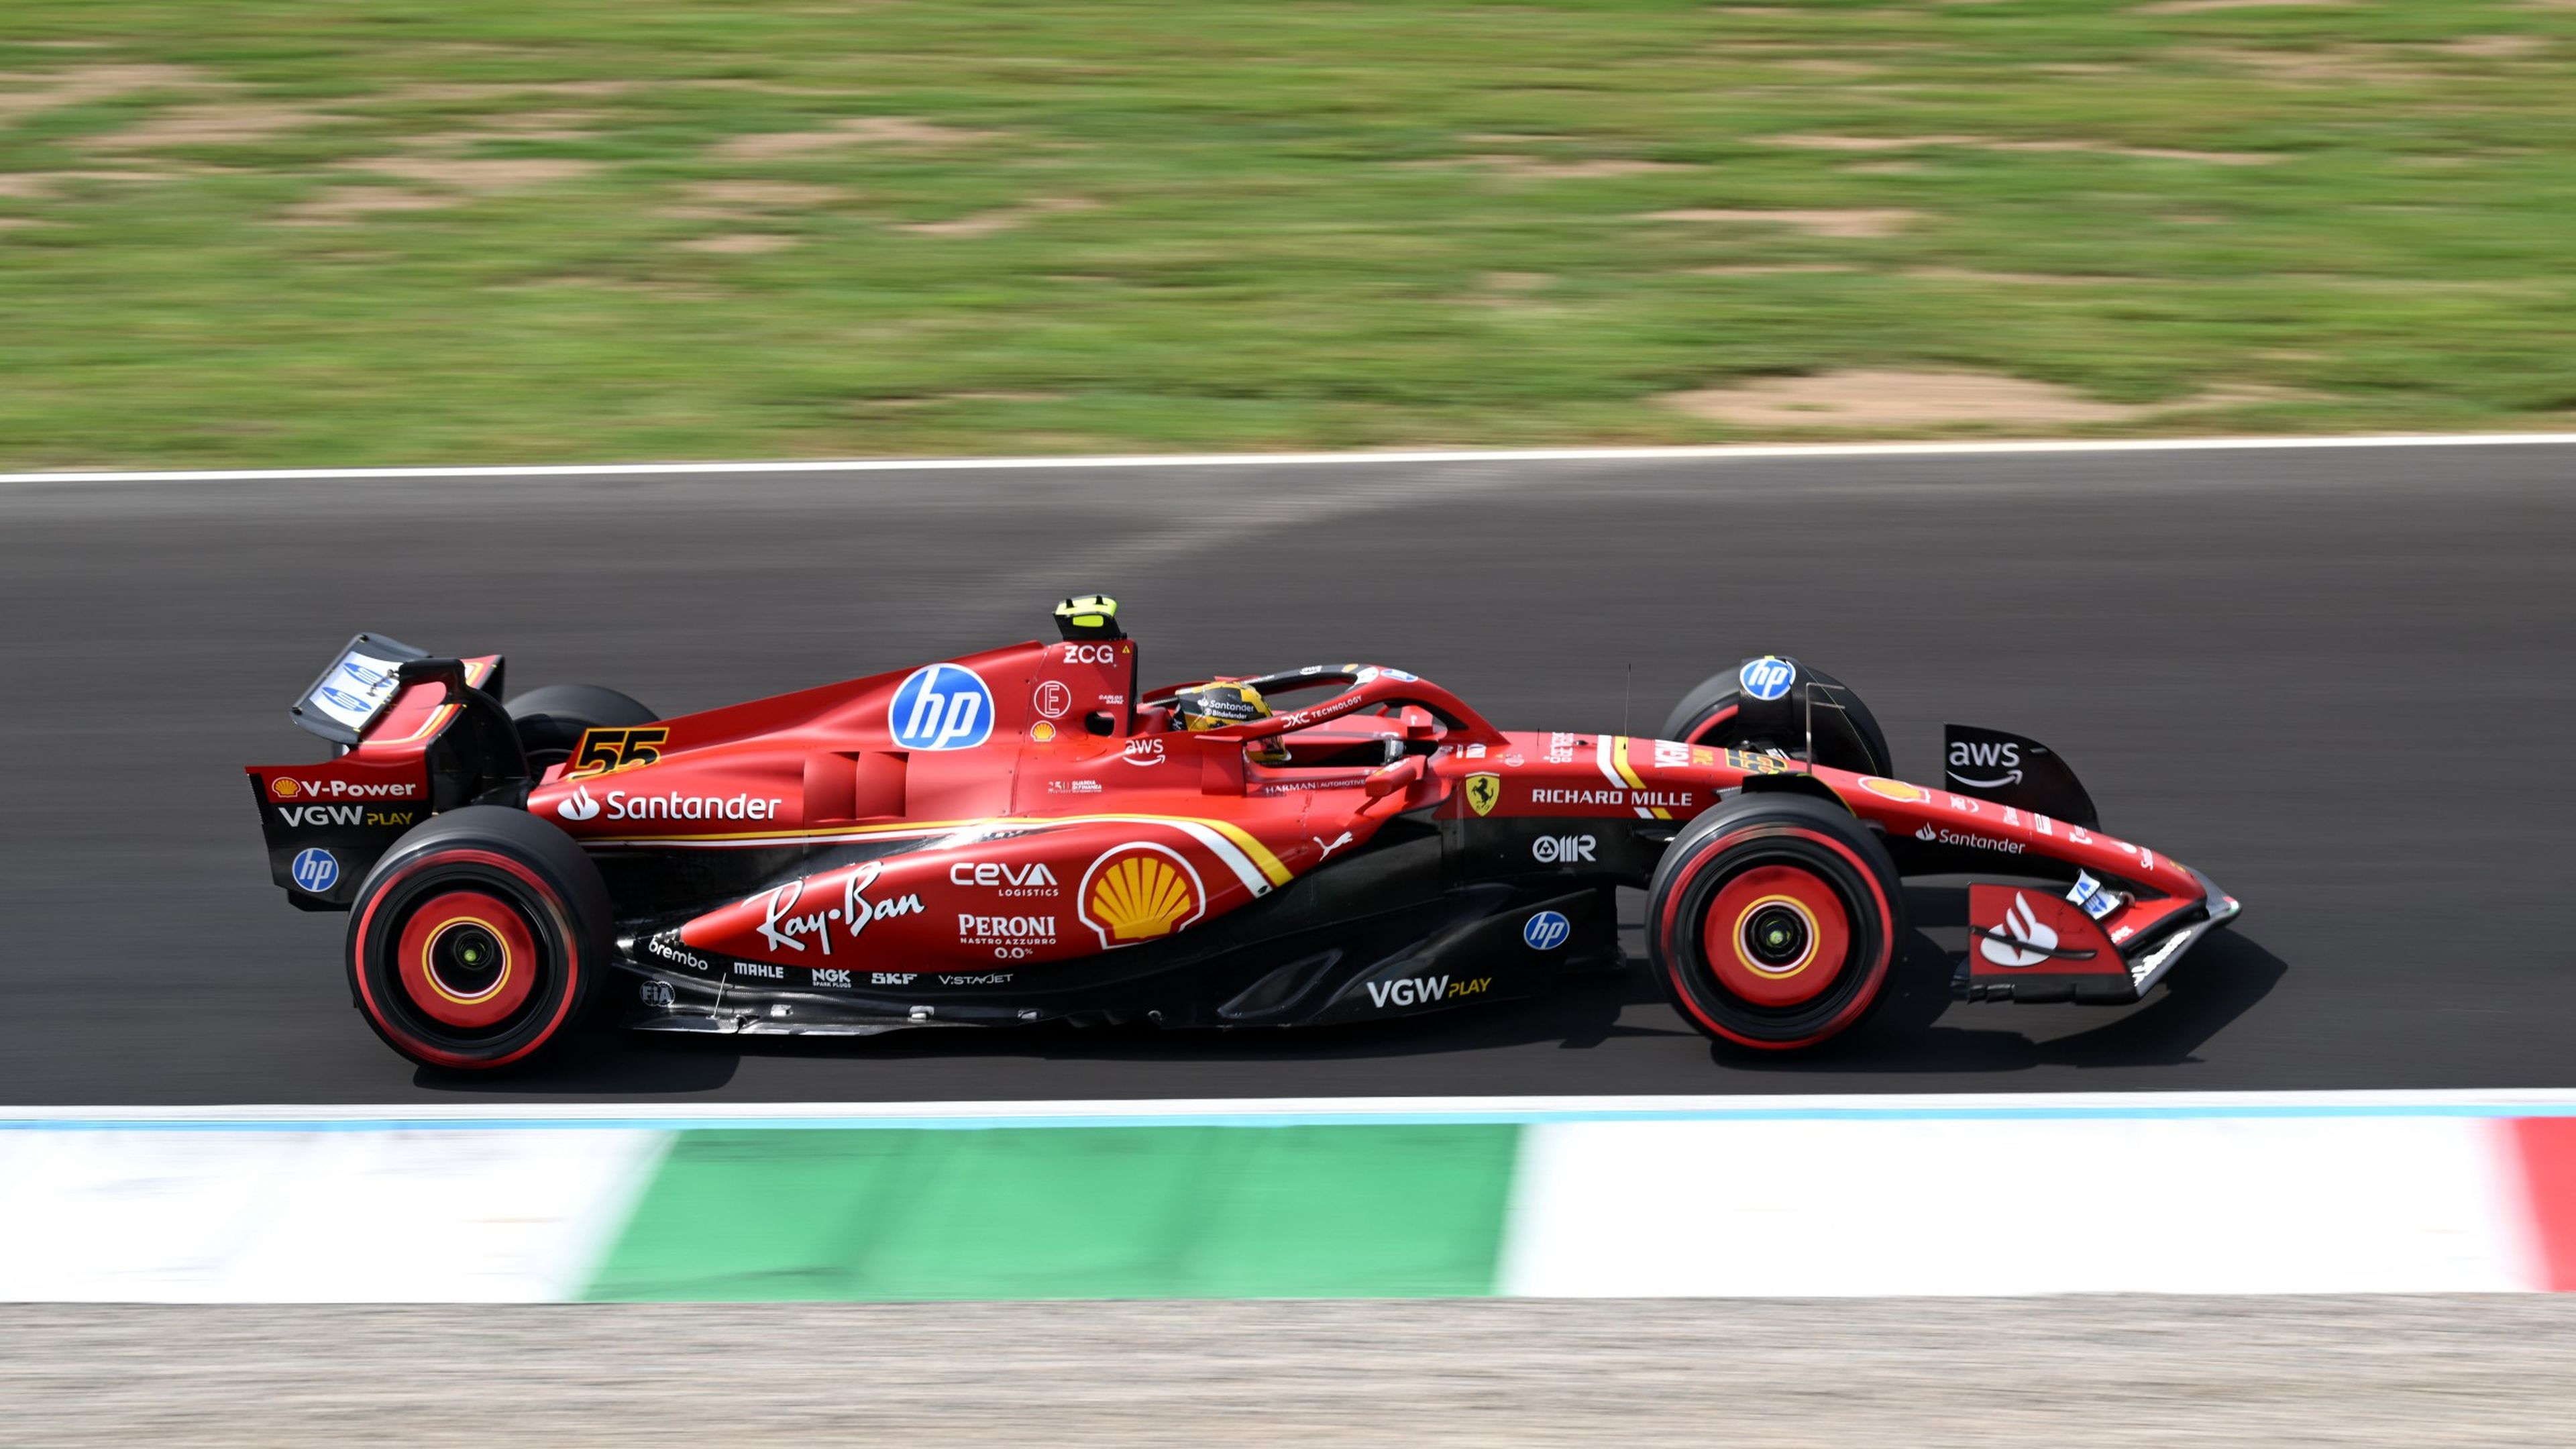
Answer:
[1464, 773, 1501, 817]
[1081, 845, 1204, 946]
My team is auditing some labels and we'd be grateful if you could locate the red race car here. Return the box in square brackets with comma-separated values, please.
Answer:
[249, 596, 2241, 1071]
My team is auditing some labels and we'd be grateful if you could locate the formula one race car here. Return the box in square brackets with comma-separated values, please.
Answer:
[248, 598, 2241, 1071]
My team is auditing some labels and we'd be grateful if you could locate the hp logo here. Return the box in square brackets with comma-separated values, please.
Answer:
[1523, 910, 1571, 951]
[889, 663, 994, 751]
[1739, 656, 1797, 702]
[289, 848, 340, 894]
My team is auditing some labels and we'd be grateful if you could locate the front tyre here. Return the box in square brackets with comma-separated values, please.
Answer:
[1648, 794, 1903, 1051]
[345, 806, 612, 1071]
[1661, 661, 1894, 779]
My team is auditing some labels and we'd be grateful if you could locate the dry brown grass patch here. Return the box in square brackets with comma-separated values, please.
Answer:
[1660, 370, 2305, 430]
[1765, 134, 2275, 165]
[2443, 35, 2550, 58]
[680, 182, 845, 207]
[714, 117, 997, 159]
[384, 81, 636, 103]
[1691, 264, 1856, 276]
[897, 197, 1096, 237]
[2188, 46, 2432, 86]
[674, 233, 799, 255]
[1905, 268, 2145, 286]
[1417, 155, 1691, 180]
[278, 188, 458, 226]
[2136, 0, 2347, 12]
[0, 170, 174, 199]
[1644, 208, 1919, 238]
[0, 64, 211, 125]
[83, 103, 331, 151]
[353, 157, 598, 191]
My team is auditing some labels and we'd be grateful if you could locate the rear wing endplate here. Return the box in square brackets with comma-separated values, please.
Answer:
[289, 633, 428, 745]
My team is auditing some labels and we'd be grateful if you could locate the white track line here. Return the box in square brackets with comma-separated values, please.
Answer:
[3, 431, 2574, 486]
[11, 1089, 2576, 1130]
[1499, 1116, 2542, 1296]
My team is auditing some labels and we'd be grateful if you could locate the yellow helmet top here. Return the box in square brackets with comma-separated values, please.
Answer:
[1173, 682, 1270, 731]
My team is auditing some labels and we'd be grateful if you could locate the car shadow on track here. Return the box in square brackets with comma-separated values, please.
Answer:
[411, 958, 1690, 1095]
[409, 888, 2285, 1094]
[1741, 885, 2289, 1075]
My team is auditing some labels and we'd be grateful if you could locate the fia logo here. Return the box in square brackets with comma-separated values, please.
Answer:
[1739, 657, 1796, 702]
[890, 663, 994, 751]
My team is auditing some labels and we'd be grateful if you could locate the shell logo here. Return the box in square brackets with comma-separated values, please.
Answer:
[1860, 777, 1928, 804]
[1078, 843, 1206, 948]
[271, 777, 300, 798]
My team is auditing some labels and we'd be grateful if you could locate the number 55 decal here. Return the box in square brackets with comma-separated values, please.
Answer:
[568, 727, 668, 778]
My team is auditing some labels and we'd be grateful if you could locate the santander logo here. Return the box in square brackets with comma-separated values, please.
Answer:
[1978, 892, 2058, 969]
[556, 784, 601, 822]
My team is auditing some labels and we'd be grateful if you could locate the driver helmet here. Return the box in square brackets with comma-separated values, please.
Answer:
[1173, 682, 1290, 765]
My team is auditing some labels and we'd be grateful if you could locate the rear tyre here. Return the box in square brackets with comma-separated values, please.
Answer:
[1661, 663, 1894, 777]
[504, 684, 657, 772]
[345, 805, 612, 1071]
[1648, 794, 1903, 1051]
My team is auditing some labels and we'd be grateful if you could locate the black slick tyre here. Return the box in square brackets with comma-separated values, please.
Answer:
[1661, 663, 1894, 777]
[345, 805, 612, 1071]
[503, 685, 657, 773]
[1647, 794, 1904, 1052]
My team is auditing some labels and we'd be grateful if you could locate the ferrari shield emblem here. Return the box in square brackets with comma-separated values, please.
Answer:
[1465, 773, 1502, 816]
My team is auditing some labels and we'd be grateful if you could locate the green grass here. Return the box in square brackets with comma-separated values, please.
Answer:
[1, 1, 2572, 468]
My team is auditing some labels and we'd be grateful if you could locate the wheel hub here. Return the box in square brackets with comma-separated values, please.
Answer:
[394, 890, 539, 1029]
[1701, 864, 1851, 1008]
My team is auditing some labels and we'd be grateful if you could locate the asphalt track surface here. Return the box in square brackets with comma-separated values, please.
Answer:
[3, 439, 2571, 1104]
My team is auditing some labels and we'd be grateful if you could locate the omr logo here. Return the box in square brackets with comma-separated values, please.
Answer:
[890, 663, 994, 751]
[1739, 656, 1797, 702]
[556, 784, 601, 822]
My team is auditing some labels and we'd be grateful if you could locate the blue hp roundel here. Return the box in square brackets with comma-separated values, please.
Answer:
[1523, 910, 1572, 951]
[290, 848, 340, 894]
[1739, 656, 1797, 702]
[889, 663, 995, 751]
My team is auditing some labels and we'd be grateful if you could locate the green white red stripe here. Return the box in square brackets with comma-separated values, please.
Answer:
[5, 1093, 2575, 1301]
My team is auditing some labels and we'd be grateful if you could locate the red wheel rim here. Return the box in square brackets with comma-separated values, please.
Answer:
[1701, 864, 1851, 1008]
[394, 890, 538, 1029]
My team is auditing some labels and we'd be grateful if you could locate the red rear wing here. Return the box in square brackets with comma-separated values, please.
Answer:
[249, 637, 510, 909]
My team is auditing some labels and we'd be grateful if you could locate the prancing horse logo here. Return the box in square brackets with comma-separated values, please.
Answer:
[1464, 773, 1501, 816]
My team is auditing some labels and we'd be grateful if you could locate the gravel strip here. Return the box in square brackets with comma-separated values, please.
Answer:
[6, 1296, 2576, 1446]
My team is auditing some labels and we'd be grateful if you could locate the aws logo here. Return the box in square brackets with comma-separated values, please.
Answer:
[1077, 843, 1205, 947]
